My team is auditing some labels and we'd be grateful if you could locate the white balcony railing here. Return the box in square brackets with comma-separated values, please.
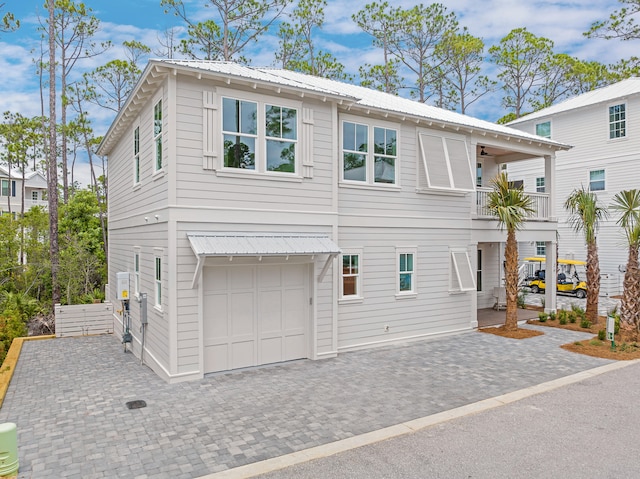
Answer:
[476, 188, 550, 221]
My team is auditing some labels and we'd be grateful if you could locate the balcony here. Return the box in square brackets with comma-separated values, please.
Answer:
[475, 188, 550, 221]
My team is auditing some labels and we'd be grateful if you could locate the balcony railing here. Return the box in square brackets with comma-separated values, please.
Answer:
[476, 188, 550, 221]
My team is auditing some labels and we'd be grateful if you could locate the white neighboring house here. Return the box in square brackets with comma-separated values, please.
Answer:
[0, 166, 48, 216]
[508, 78, 640, 296]
[98, 60, 568, 383]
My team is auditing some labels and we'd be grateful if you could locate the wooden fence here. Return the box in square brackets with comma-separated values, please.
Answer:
[55, 303, 114, 338]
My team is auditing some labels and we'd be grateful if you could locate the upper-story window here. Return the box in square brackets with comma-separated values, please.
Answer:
[153, 100, 163, 171]
[609, 103, 626, 139]
[32, 191, 39, 201]
[418, 131, 474, 192]
[590, 169, 605, 191]
[133, 126, 141, 184]
[222, 96, 299, 174]
[342, 119, 398, 185]
[536, 177, 545, 193]
[1, 179, 15, 197]
[535, 121, 551, 138]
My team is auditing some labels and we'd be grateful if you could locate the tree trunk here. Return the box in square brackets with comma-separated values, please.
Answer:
[504, 228, 519, 331]
[585, 240, 600, 324]
[48, 0, 61, 308]
[621, 246, 640, 330]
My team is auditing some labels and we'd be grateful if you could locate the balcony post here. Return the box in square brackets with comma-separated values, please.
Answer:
[544, 154, 556, 221]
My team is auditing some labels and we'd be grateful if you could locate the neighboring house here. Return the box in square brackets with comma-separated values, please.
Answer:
[0, 166, 48, 216]
[508, 78, 640, 296]
[98, 60, 568, 383]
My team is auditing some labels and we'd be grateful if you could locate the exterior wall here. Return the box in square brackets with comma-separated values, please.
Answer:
[105, 66, 563, 381]
[508, 94, 640, 293]
[0, 175, 47, 214]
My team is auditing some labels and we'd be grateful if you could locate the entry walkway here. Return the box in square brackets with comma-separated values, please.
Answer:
[0, 325, 613, 478]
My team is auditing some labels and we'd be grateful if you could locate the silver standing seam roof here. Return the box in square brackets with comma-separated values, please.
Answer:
[187, 232, 341, 257]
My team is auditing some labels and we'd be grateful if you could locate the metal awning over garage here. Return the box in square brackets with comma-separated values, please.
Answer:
[187, 232, 341, 288]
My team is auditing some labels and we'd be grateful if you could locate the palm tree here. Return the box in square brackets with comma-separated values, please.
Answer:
[611, 189, 640, 330]
[487, 172, 535, 331]
[564, 186, 608, 324]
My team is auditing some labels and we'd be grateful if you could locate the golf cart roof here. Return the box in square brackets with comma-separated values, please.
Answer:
[523, 257, 587, 266]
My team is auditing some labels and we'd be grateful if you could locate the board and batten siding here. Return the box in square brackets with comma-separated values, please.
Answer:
[172, 78, 334, 213]
[337, 225, 474, 351]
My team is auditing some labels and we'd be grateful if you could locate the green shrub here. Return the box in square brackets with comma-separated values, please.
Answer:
[538, 312, 548, 322]
[598, 330, 606, 341]
[559, 315, 567, 325]
[589, 339, 603, 346]
[548, 311, 556, 321]
[517, 292, 527, 309]
[580, 319, 592, 329]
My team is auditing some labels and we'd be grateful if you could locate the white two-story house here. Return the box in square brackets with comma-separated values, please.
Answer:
[0, 166, 48, 216]
[98, 60, 568, 383]
[508, 78, 640, 295]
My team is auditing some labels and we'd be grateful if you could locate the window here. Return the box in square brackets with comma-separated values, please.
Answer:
[342, 120, 397, 185]
[418, 132, 474, 191]
[450, 250, 475, 292]
[32, 191, 39, 201]
[153, 100, 163, 171]
[397, 249, 416, 295]
[1, 180, 15, 197]
[536, 177, 545, 193]
[609, 103, 626, 139]
[133, 126, 140, 184]
[222, 96, 299, 174]
[589, 169, 605, 191]
[265, 105, 297, 173]
[476, 161, 483, 187]
[477, 249, 482, 292]
[154, 255, 162, 308]
[535, 121, 551, 138]
[341, 253, 361, 298]
[536, 241, 546, 257]
[134, 250, 140, 297]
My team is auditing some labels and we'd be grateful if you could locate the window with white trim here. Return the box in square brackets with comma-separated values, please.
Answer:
[397, 248, 416, 295]
[536, 177, 545, 193]
[341, 118, 398, 185]
[419, 132, 474, 191]
[133, 126, 140, 184]
[535, 121, 551, 138]
[221, 96, 299, 174]
[133, 249, 140, 297]
[153, 100, 163, 171]
[589, 169, 605, 191]
[341, 252, 361, 298]
[609, 103, 626, 139]
[450, 250, 476, 292]
[32, 191, 38, 201]
[1, 179, 15, 197]
[154, 254, 162, 308]
[536, 241, 546, 257]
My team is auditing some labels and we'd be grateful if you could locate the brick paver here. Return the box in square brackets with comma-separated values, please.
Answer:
[0, 325, 612, 478]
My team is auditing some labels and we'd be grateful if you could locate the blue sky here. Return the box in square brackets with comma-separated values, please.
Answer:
[0, 0, 633, 184]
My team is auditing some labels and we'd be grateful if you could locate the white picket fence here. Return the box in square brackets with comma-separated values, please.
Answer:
[55, 303, 114, 338]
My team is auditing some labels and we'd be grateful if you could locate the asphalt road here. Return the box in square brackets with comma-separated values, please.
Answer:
[253, 361, 640, 479]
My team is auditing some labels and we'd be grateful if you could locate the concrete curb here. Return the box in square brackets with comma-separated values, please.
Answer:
[0, 336, 55, 409]
[198, 360, 638, 479]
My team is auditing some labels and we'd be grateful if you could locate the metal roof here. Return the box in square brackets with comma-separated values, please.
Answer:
[186, 232, 341, 257]
[157, 60, 568, 150]
[509, 77, 640, 125]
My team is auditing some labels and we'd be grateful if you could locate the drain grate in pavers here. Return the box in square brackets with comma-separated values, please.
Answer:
[125, 400, 147, 409]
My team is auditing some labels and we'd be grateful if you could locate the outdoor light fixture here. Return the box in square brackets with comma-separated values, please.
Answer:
[480, 146, 489, 156]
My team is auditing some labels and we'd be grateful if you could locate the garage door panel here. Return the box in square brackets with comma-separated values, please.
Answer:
[203, 264, 309, 374]
[230, 291, 255, 336]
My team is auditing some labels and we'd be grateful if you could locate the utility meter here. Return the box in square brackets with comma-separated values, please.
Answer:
[116, 272, 130, 300]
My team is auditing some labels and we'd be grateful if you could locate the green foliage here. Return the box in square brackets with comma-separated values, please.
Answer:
[548, 311, 556, 321]
[568, 311, 577, 324]
[589, 339, 603, 346]
[598, 329, 606, 341]
[0, 292, 39, 363]
[538, 312, 548, 322]
[558, 309, 568, 325]
[517, 292, 526, 309]
[580, 319, 592, 329]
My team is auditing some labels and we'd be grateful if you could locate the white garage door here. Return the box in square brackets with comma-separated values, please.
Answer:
[203, 263, 309, 373]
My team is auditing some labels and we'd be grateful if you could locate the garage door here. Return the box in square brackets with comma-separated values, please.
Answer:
[203, 263, 309, 373]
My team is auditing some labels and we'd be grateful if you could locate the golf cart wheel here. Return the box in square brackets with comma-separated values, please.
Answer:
[575, 289, 586, 299]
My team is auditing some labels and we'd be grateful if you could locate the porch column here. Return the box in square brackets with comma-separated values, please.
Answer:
[544, 239, 557, 313]
[544, 154, 556, 221]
